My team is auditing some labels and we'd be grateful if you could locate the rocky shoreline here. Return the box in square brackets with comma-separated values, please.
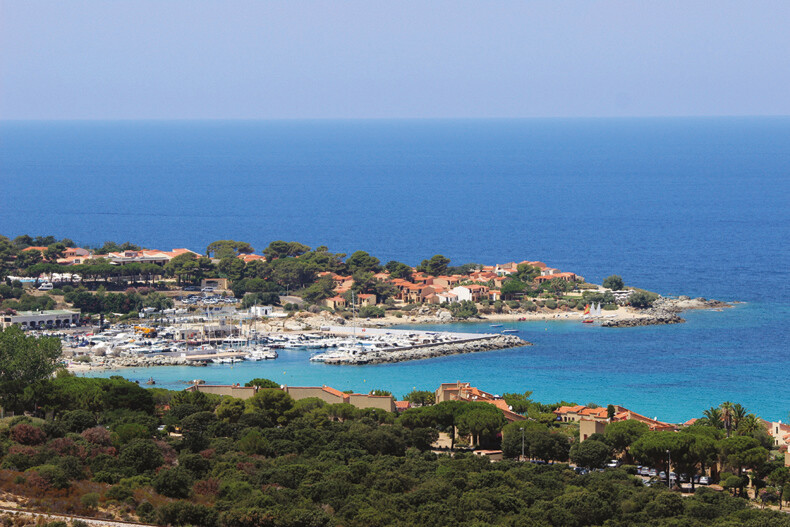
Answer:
[322, 334, 531, 365]
[600, 296, 731, 328]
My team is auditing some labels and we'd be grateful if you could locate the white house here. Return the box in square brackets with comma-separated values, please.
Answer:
[250, 306, 274, 317]
[1, 309, 80, 329]
[436, 292, 458, 304]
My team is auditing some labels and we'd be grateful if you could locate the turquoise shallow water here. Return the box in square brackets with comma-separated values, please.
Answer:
[2, 118, 788, 423]
[81, 303, 788, 423]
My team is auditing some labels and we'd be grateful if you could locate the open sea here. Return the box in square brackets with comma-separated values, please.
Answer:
[1, 118, 788, 423]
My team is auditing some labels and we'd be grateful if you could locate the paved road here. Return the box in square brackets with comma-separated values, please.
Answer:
[0, 507, 154, 527]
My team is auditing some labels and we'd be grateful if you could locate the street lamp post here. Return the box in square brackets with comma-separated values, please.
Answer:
[666, 449, 671, 489]
[520, 427, 525, 461]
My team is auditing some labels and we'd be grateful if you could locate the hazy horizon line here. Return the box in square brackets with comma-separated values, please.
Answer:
[2, 114, 790, 123]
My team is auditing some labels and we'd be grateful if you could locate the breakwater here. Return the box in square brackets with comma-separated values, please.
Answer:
[321, 334, 531, 365]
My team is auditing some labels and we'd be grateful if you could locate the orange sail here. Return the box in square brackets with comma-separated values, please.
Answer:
[583, 304, 590, 315]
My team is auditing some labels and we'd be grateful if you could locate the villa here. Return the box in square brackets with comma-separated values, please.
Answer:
[435, 382, 525, 422]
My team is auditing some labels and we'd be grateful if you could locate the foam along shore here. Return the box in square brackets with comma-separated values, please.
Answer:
[315, 330, 530, 365]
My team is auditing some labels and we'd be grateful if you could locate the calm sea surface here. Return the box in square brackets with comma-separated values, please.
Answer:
[1, 118, 788, 422]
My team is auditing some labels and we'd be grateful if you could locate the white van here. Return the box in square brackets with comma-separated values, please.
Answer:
[38, 282, 54, 291]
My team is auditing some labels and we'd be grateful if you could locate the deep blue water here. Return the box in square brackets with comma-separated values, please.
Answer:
[1, 118, 788, 422]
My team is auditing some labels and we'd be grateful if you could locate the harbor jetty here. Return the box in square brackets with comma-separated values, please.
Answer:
[315, 326, 530, 365]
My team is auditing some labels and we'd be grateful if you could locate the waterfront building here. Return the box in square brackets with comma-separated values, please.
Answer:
[435, 292, 459, 304]
[356, 293, 376, 307]
[435, 382, 525, 422]
[763, 420, 790, 448]
[1, 309, 80, 329]
[185, 383, 257, 399]
[556, 404, 674, 432]
[106, 248, 199, 266]
[451, 285, 490, 302]
[249, 305, 274, 317]
[534, 272, 578, 283]
[238, 254, 266, 263]
[579, 419, 607, 441]
[324, 296, 347, 310]
[283, 385, 396, 412]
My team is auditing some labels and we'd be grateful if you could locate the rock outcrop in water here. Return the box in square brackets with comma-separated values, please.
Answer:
[601, 296, 730, 327]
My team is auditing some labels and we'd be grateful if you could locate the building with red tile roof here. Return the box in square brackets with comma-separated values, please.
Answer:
[395, 400, 411, 412]
[324, 296, 347, 310]
[535, 272, 578, 283]
[435, 382, 525, 422]
[356, 293, 376, 306]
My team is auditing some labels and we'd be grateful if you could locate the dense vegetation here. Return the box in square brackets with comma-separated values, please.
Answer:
[1, 234, 657, 319]
[0, 328, 788, 526]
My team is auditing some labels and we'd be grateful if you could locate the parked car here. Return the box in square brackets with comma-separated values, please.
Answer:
[649, 468, 657, 477]
[659, 471, 667, 480]
[699, 476, 709, 485]
[606, 459, 620, 468]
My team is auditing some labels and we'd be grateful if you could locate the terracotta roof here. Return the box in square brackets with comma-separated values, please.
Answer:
[322, 386, 348, 399]
[22, 246, 48, 252]
[554, 405, 586, 414]
[395, 401, 410, 410]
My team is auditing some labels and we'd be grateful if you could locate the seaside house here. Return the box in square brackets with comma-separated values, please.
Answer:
[406, 284, 435, 304]
[185, 383, 396, 413]
[534, 272, 578, 284]
[411, 273, 434, 285]
[395, 400, 411, 412]
[579, 419, 608, 441]
[432, 275, 462, 289]
[494, 263, 518, 276]
[357, 293, 377, 307]
[324, 296, 347, 310]
[331, 274, 353, 288]
[185, 383, 257, 399]
[283, 385, 396, 412]
[553, 405, 588, 423]
[435, 382, 525, 422]
[611, 409, 675, 431]
[451, 284, 490, 302]
[489, 290, 502, 302]
[107, 248, 199, 266]
[238, 254, 266, 263]
[763, 420, 790, 448]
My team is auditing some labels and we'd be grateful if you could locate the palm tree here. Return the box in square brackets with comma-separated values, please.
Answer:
[731, 404, 748, 432]
[701, 407, 723, 429]
[737, 414, 760, 437]
[721, 401, 734, 437]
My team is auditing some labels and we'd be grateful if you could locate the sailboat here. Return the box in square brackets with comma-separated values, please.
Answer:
[582, 304, 594, 324]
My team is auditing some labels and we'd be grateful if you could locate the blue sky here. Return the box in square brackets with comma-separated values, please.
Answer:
[1, 1, 788, 119]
